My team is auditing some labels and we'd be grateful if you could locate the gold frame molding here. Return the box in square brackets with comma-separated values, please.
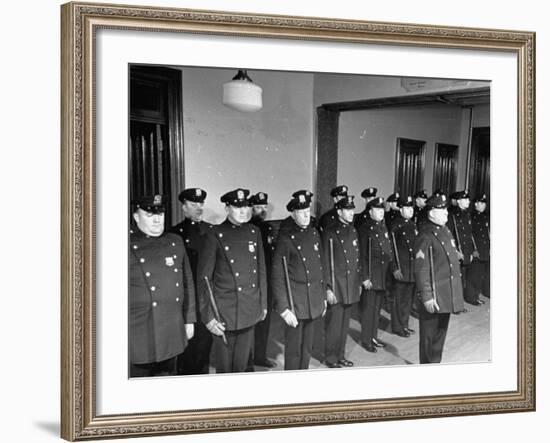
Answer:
[61, 1, 536, 440]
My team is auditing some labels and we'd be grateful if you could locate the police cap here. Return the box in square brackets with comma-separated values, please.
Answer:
[178, 187, 207, 204]
[335, 195, 355, 210]
[220, 188, 250, 207]
[133, 194, 166, 214]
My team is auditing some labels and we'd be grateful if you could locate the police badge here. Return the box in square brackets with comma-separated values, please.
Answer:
[314, 243, 319, 251]
[249, 242, 256, 253]
[165, 257, 175, 266]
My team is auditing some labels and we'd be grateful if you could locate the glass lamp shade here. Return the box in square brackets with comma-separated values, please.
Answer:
[222, 80, 263, 112]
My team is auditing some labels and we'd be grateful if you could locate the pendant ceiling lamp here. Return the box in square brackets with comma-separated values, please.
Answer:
[222, 70, 263, 113]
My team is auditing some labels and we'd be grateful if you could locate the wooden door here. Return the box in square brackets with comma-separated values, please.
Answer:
[468, 127, 490, 199]
[394, 138, 426, 197]
[433, 143, 458, 195]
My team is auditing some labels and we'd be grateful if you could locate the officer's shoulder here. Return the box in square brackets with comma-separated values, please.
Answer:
[164, 232, 184, 246]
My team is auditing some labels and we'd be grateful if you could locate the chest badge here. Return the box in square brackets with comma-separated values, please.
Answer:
[314, 243, 319, 251]
[353, 239, 358, 247]
[267, 235, 273, 245]
[451, 239, 456, 248]
[385, 232, 389, 238]
[165, 257, 175, 267]
[249, 242, 256, 253]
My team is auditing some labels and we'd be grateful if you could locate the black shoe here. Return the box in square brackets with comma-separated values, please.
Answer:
[372, 338, 386, 348]
[396, 330, 410, 338]
[364, 344, 377, 353]
[405, 328, 416, 335]
[338, 359, 354, 367]
[478, 299, 486, 305]
[326, 361, 342, 368]
[254, 359, 277, 368]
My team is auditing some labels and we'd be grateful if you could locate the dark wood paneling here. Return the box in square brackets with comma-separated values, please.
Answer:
[433, 143, 458, 195]
[316, 108, 340, 217]
[394, 138, 426, 197]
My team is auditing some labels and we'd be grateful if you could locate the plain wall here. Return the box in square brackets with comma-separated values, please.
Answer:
[337, 103, 469, 200]
[181, 67, 315, 223]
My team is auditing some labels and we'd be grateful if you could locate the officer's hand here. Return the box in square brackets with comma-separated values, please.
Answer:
[206, 318, 226, 336]
[261, 309, 267, 321]
[185, 323, 195, 340]
[281, 309, 298, 328]
[322, 300, 328, 317]
[423, 299, 440, 314]
[473, 250, 480, 259]
[362, 279, 373, 290]
[393, 269, 404, 281]
[327, 289, 338, 305]
[457, 251, 464, 261]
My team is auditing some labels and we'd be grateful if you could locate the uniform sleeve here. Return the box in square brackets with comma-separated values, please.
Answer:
[413, 233, 434, 304]
[317, 233, 330, 294]
[196, 228, 217, 324]
[271, 236, 291, 314]
[321, 230, 333, 290]
[256, 228, 268, 312]
[180, 242, 196, 324]
[357, 225, 369, 282]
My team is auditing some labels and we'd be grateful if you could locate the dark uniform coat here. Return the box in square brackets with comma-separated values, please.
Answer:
[129, 230, 196, 364]
[196, 219, 267, 331]
[272, 222, 327, 320]
[414, 206, 429, 228]
[353, 209, 369, 230]
[472, 210, 490, 261]
[321, 219, 361, 305]
[385, 209, 400, 231]
[447, 207, 475, 265]
[357, 218, 396, 290]
[389, 216, 417, 282]
[169, 219, 212, 282]
[413, 222, 464, 314]
[278, 215, 318, 238]
[318, 208, 338, 231]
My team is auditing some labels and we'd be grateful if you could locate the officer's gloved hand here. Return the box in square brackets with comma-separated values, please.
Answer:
[280, 309, 298, 328]
[393, 269, 404, 281]
[457, 251, 465, 261]
[185, 323, 195, 340]
[362, 279, 373, 290]
[206, 318, 226, 336]
[473, 250, 480, 259]
[322, 300, 328, 317]
[261, 309, 267, 321]
[423, 298, 440, 314]
[326, 289, 337, 305]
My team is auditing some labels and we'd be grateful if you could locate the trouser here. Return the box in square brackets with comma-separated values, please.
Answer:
[253, 308, 272, 363]
[391, 281, 415, 333]
[360, 289, 384, 345]
[462, 264, 479, 304]
[285, 318, 315, 370]
[325, 303, 353, 364]
[211, 326, 255, 373]
[311, 315, 326, 361]
[469, 260, 490, 298]
[419, 310, 451, 364]
[130, 356, 177, 378]
[176, 322, 212, 375]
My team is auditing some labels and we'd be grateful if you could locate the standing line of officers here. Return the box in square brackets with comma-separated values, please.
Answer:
[129, 184, 490, 377]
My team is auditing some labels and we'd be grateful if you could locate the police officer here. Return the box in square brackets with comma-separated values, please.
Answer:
[389, 196, 417, 337]
[278, 190, 317, 236]
[272, 193, 328, 370]
[196, 188, 268, 373]
[354, 187, 378, 229]
[357, 197, 397, 353]
[470, 194, 490, 299]
[414, 194, 464, 363]
[130, 195, 196, 377]
[413, 189, 429, 228]
[248, 192, 277, 368]
[169, 188, 212, 375]
[447, 190, 480, 305]
[321, 195, 361, 368]
[318, 185, 349, 231]
[385, 192, 401, 230]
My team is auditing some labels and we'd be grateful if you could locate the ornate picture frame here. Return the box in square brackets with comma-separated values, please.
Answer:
[61, 1, 535, 440]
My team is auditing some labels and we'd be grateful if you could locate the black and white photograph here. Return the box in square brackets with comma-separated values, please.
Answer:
[128, 65, 491, 378]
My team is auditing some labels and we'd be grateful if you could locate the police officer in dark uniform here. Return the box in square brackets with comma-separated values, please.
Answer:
[318, 185, 349, 231]
[169, 188, 212, 375]
[414, 193, 464, 363]
[248, 192, 277, 368]
[354, 187, 378, 229]
[413, 189, 429, 228]
[470, 194, 490, 299]
[447, 190, 481, 306]
[278, 190, 317, 236]
[385, 192, 401, 230]
[272, 193, 328, 370]
[389, 196, 417, 337]
[357, 197, 397, 353]
[196, 188, 268, 373]
[321, 195, 361, 368]
[130, 195, 196, 377]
